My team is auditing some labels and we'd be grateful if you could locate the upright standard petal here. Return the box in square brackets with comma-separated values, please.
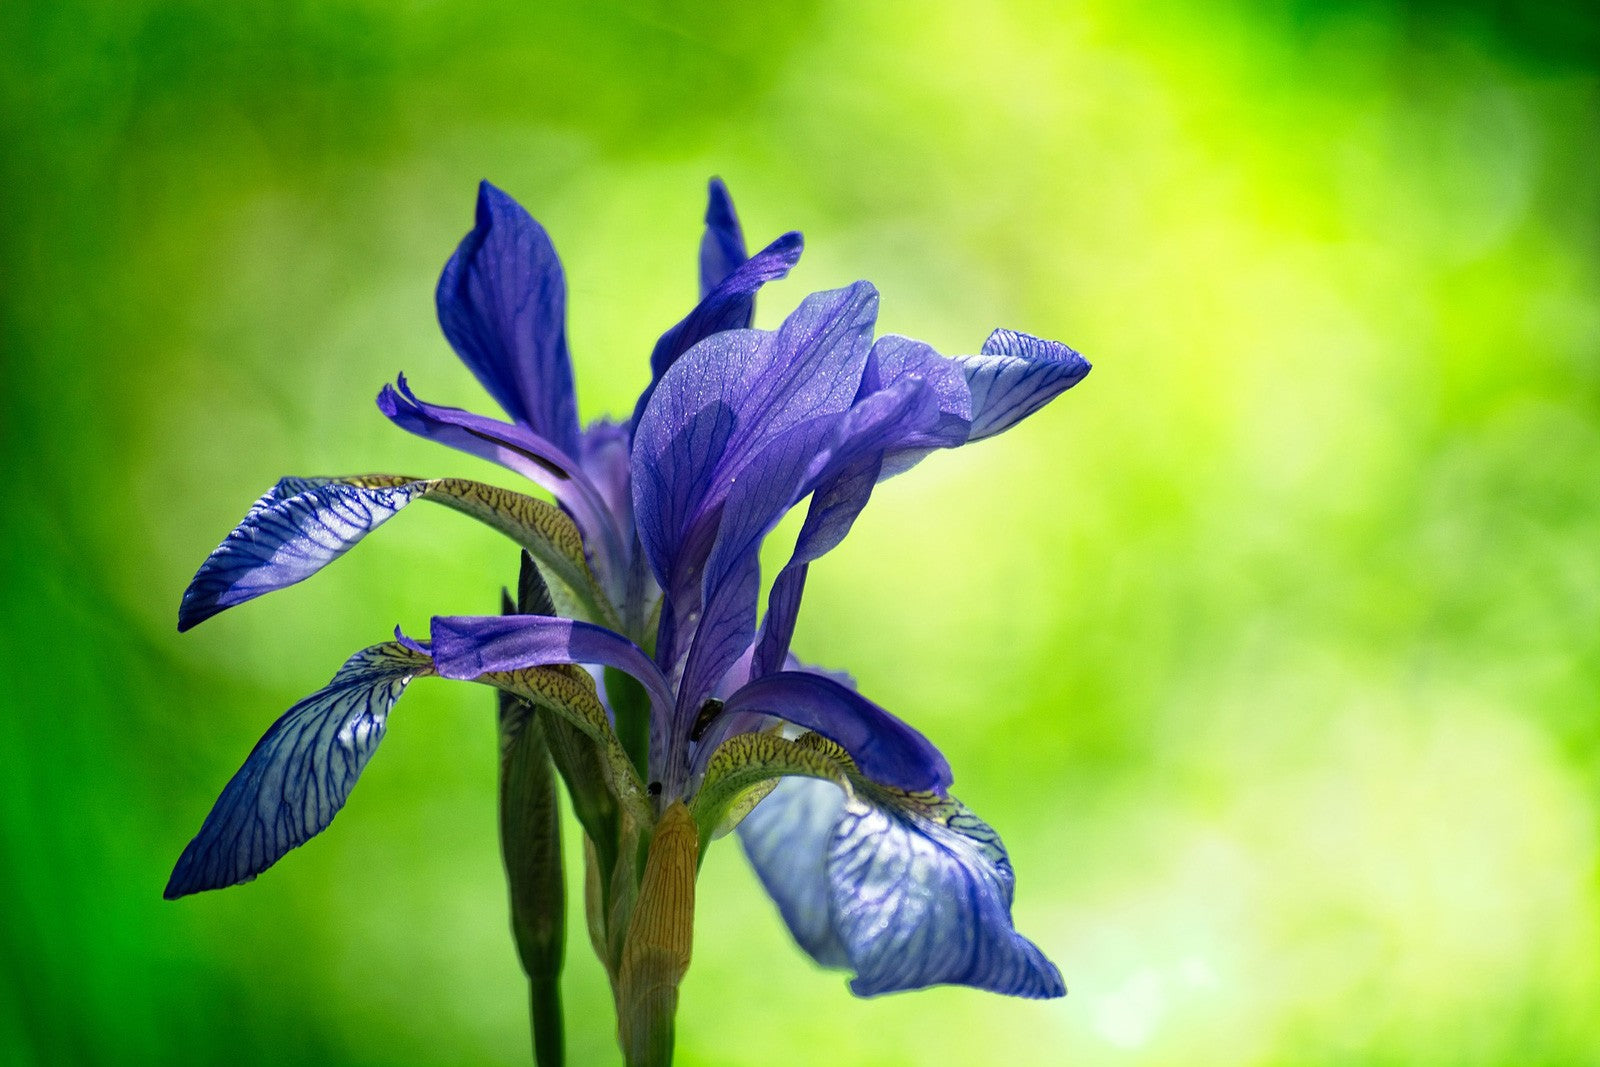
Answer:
[700, 177, 747, 297]
[631, 283, 880, 669]
[749, 460, 878, 679]
[753, 330, 1084, 673]
[739, 776, 1065, 999]
[678, 377, 939, 717]
[635, 231, 804, 427]
[670, 412, 841, 717]
[958, 328, 1091, 442]
[666, 408, 907, 785]
[749, 340, 973, 676]
[632, 283, 879, 589]
[866, 334, 975, 469]
[165, 642, 433, 898]
[437, 181, 580, 453]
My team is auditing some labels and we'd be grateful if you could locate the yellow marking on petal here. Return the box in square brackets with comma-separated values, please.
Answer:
[478, 664, 652, 829]
[712, 779, 779, 840]
[690, 731, 855, 849]
[794, 730, 857, 771]
[345, 639, 437, 679]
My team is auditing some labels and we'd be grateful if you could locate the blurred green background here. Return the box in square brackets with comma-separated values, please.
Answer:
[4, 1, 1598, 1063]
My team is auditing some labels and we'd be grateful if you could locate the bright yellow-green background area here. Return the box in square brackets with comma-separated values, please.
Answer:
[4, 1, 1598, 1064]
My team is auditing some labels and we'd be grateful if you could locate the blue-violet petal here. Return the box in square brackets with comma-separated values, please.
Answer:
[739, 776, 1064, 999]
[958, 328, 1091, 442]
[165, 642, 431, 898]
[179, 479, 424, 631]
[437, 180, 580, 453]
[700, 176, 748, 298]
[722, 670, 951, 793]
[429, 613, 674, 724]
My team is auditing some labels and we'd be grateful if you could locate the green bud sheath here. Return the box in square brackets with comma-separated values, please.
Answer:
[499, 689, 565, 1067]
[500, 561, 567, 1066]
[617, 801, 697, 1067]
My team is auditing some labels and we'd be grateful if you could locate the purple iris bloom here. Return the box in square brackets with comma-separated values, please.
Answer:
[167, 177, 1089, 1003]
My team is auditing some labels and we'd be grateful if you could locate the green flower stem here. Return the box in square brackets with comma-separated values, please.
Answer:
[527, 978, 564, 1067]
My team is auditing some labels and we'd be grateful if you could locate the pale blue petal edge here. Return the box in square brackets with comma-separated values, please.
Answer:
[739, 776, 1065, 999]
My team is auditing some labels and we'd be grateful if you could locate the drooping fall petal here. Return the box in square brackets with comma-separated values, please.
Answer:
[740, 776, 1064, 998]
[165, 642, 433, 898]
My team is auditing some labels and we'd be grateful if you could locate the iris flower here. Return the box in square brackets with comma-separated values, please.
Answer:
[167, 178, 1090, 1065]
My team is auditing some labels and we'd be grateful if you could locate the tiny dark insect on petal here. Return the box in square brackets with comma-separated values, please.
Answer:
[689, 698, 725, 742]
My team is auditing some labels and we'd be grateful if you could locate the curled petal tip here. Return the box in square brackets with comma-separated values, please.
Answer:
[375, 375, 421, 418]
[394, 625, 431, 656]
[959, 329, 1090, 442]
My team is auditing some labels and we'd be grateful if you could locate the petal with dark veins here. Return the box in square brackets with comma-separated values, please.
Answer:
[436, 180, 580, 452]
[739, 776, 1064, 999]
[165, 642, 432, 898]
[958, 328, 1090, 442]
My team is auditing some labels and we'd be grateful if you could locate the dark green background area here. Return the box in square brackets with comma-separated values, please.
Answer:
[3, 2, 1597, 1063]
